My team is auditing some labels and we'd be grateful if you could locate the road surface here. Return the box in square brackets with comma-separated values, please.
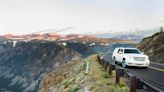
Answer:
[101, 53, 164, 91]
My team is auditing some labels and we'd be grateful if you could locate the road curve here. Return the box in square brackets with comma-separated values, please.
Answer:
[101, 53, 164, 91]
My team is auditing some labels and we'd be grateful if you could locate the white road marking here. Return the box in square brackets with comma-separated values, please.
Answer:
[149, 66, 164, 72]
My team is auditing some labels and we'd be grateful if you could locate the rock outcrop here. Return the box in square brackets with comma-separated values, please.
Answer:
[0, 41, 81, 92]
[138, 31, 164, 63]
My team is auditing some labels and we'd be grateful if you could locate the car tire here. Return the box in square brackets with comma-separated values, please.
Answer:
[122, 60, 127, 68]
[115, 61, 117, 64]
[144, 66, 149, 68]
[114, 59, 117, 64]
[113, 57, 117, 64]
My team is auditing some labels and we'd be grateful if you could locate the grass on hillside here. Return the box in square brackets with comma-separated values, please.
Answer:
[41, 54, 129, 92]
[86, 55, 129, 92]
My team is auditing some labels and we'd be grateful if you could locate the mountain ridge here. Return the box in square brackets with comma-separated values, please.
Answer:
[138, 31, 164, 63]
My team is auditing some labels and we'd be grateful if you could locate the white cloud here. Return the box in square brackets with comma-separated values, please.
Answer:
[0, 0, 164, 35]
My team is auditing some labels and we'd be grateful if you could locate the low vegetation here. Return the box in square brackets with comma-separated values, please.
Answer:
[86, 55, 129, 92]
[41, 54, 129, 92]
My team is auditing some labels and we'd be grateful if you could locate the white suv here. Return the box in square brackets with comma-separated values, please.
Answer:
[112, 47, 150, 68]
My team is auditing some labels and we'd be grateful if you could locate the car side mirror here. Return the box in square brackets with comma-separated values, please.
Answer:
[141, 52, 144, 54]
[119, 52, 123, 54]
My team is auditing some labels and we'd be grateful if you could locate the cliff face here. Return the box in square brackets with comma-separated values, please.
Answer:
[138, 32, 164, 63]
[0, 41, 81, 92]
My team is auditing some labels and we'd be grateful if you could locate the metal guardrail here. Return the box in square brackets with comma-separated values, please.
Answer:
[97, 54, 164, 92]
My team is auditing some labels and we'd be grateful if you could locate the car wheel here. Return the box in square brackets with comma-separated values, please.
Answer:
[114, 59, 117, 64]
[113, 57, 117, 64]
[122, 60, 126, 68]
[115, 60, 117, 64]
[144, 66, 149, 68]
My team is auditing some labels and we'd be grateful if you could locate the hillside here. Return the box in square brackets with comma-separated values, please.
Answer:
[138, 31, 164, 63]
[41, 55, 128, 92]
[67, 36, 135, 44]
[0, 41, 81, 92]
[0, 37, 8, 42]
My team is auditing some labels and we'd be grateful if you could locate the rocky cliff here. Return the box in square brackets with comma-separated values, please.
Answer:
[0, 41, 81, 92]
[138, 31, 164, 63]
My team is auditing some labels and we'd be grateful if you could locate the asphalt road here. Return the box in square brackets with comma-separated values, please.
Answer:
[101, 53, 164, 91]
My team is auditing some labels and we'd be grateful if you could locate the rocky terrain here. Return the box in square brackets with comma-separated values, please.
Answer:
[138, 31, 164, 63]
[0, 32, 134, 44]
[0, 37, 8, 42]
[66, 36, 134, 44]
[0, 41, 81, 92]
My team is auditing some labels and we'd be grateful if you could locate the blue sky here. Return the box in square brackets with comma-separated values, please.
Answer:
[0, 0, 164, 35]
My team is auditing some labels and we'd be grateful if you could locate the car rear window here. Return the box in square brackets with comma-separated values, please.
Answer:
[124, 49, 140, 54]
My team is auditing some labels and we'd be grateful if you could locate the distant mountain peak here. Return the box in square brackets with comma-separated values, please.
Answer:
[112, 35, 143, 42]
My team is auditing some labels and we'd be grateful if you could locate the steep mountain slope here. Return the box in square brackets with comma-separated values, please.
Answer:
[0, 41, 81, 92]
[67, 36, 134, 44]
[0, 37, 9, 42]
[138, 32, 164, 63]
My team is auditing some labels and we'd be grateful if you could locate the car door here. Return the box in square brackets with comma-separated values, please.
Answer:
[117, 49, 124, 63]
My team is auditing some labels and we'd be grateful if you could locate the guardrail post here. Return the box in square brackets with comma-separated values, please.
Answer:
[119, 68, 124, 77]
[109, 64, 112, 75]
[103, 60, 105, 67]
[115, 67, 120, 84]
[100, 59, 102, 65]
[101, 59, 105, 66]
[99, 58, 102, 65]
[98, 57, 101, 64]
[130, 76, 137, 92]
[97, 55, 100, 63]
[105, 62, 108, 72]
[104, 60, 106, 67]
[137, 79, 143, 89]
[97, 55, 99, 60]
[112, 65, 115, 70]
[104, 60, 107, 67]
